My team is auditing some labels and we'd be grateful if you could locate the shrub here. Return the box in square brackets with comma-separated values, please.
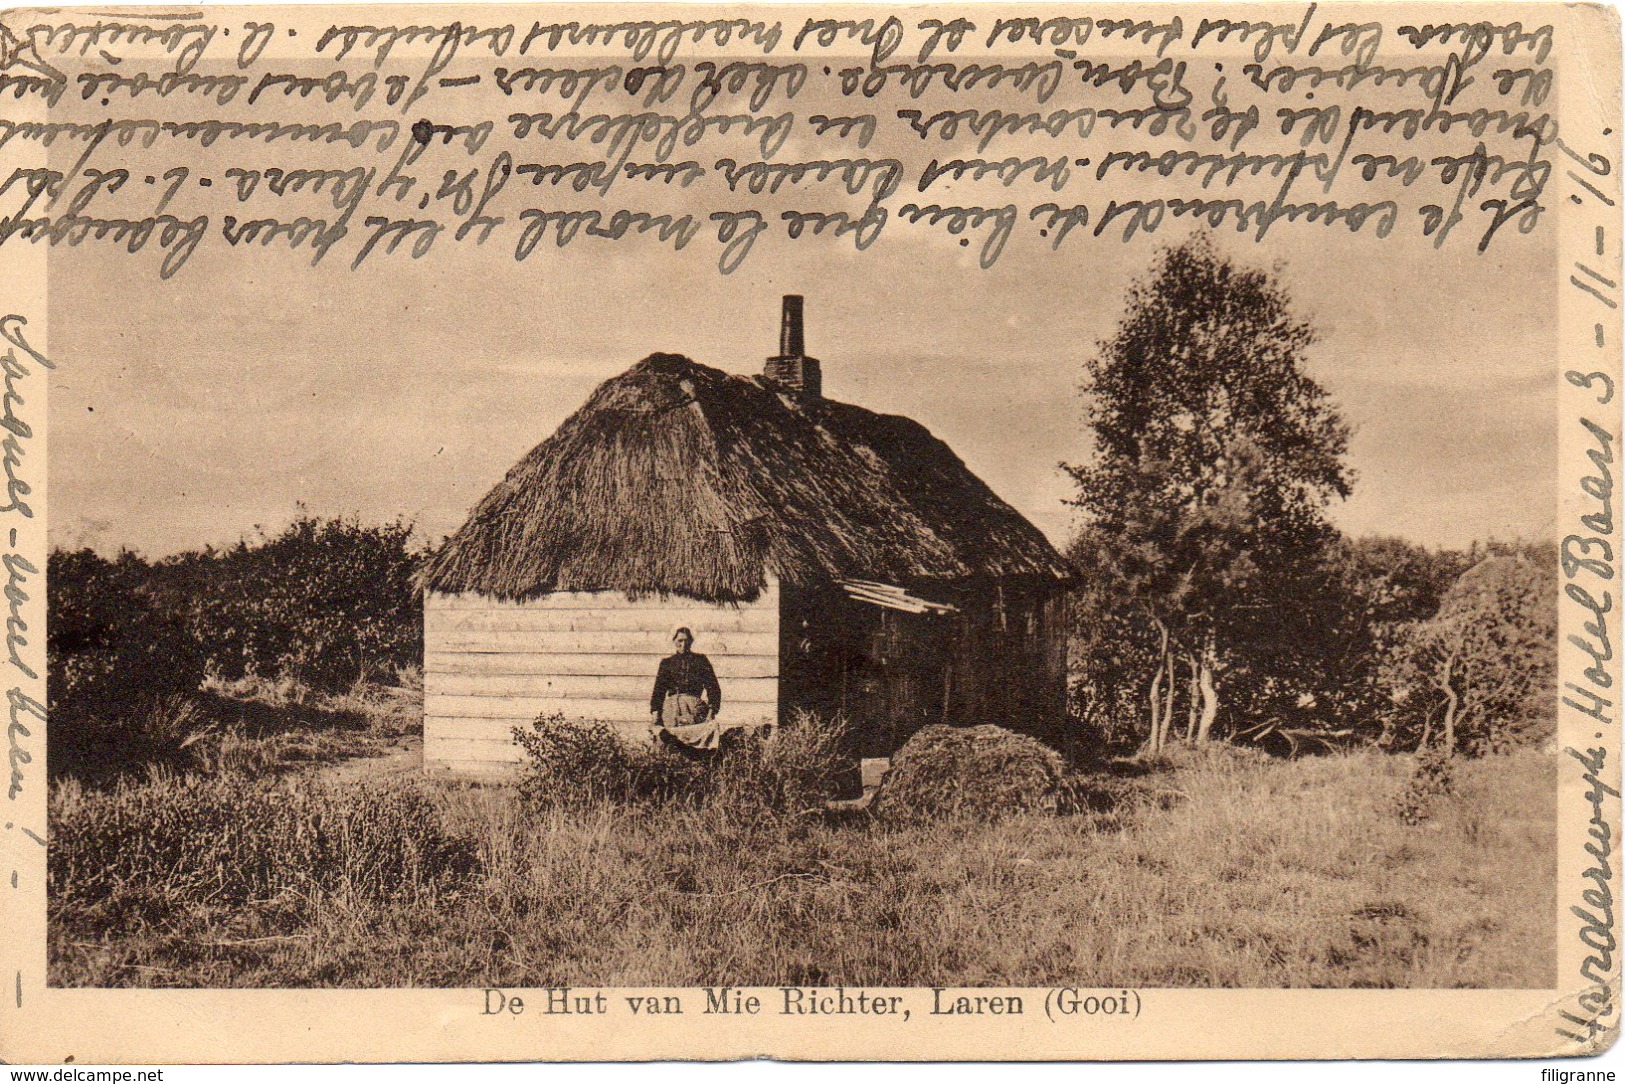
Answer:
[48, 549, 207, 778]
[511, 713, 701, 810]
[1397, 747, 1456, 826]
[1384, 554, 1556, 756]
[50, 771, 479, 918]
[154, 513, 424, 693]
[511, 711, 853, 817]
[709, 711, 853, 820]
[874, 724, 1066, 825]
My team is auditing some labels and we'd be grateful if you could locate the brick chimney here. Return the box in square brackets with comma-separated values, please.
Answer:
[763, 294, 821, 399]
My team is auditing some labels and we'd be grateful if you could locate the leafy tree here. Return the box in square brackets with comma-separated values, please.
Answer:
[1066, 526, 1164, 753]
[47, 548, 206, 776]
[1066, 236, 1353, 749]
[1340, 536, 1473, 626]
[1386, 554, 1556, 755]
[149, 512, 425, 691]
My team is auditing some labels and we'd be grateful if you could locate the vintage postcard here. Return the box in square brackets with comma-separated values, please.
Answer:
[0, 0, 1618, 1064]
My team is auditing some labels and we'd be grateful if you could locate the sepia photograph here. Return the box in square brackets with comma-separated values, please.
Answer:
[0, 0, 1616, 1063]
[44, 238, 1558, 990]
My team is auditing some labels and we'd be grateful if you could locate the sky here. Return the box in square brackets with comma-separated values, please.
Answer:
[46, 216, 1555, 559]
[37, 30, 1557, 560]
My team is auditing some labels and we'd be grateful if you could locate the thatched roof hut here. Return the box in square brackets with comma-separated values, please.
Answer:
[421, 352, 1071, 603]
[421, 298, 1073, 776]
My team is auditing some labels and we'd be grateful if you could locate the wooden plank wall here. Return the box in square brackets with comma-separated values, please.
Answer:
[423, 581, 780, 775]
[946, 585, 1069, 745]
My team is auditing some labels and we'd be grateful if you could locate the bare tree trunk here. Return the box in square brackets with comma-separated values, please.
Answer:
[1185, 654, 1200, 742]
[1163, 649, 1178, 746]
[1195, 638, 1220, 743]
[1431, 643, 1463, 755]
[1147, 665, 1165, 753]
[1146, 622, 1169, 752]
[1441, 686, 1459, 756]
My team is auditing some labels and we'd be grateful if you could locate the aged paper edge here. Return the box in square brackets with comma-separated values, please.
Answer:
[0, 0, 1618, 1064]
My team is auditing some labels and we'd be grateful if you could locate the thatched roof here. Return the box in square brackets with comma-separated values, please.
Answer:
[421, 354, 1073, 602]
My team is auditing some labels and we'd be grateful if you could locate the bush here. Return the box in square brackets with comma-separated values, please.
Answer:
[48, 516, 424, 773]
[1384, 554, 1556, 755]
[161, 514, 423, 693]
[50, 771, 479, 918]
[511, 713, 702, 810]
[48, 549, 207, 778]
[709, 711, 852, 820]
[1397, 747, 1456, 826]
[874, 724, 1066, 825]
[511, 711, 853, 817]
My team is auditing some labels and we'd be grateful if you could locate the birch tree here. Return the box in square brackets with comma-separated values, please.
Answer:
[1066, 236, 1352, 749]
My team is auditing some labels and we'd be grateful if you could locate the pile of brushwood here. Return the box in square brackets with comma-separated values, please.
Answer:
[873, 724, 1067, 824]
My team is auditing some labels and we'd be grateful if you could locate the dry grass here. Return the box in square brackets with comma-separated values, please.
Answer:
[45, 676, 422, 787]
[875, 724, 1066, 825]
[48, 743, 1555, 989]
[174, 676, 421, 776]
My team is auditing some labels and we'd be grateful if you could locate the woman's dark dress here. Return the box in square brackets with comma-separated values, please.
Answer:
[649, 652, 722, 721]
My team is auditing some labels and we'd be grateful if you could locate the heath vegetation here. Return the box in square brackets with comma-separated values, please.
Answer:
[47, 239, 1560, 989]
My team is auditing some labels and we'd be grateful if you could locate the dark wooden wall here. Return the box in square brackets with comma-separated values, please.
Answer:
[945, 584, 1069, 748]
[778, 581, 1068, 758]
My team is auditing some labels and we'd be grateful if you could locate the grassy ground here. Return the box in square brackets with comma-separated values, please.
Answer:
[181, 673, 423, 776]
[48, 725, 1556, 989]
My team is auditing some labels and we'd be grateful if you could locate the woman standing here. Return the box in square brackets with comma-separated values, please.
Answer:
[650, 627, 723, 749]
